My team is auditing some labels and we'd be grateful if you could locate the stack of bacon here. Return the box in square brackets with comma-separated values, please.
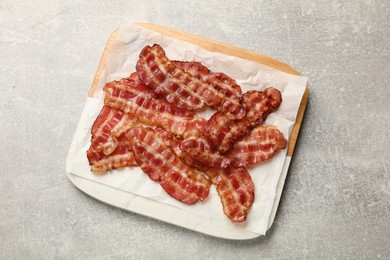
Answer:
[87, 44, 288, 222]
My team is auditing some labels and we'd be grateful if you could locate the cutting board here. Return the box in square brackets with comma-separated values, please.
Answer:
[67, 23, 309, 240]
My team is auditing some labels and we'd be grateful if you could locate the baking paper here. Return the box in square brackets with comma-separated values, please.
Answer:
[66, 24, 307, 236]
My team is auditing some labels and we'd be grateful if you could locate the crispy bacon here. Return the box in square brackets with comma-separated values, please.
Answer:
[173, 61, 242, 100]
[203, 87, 282, 154]
[242, 88, 282, 127]
[152, 127, 186, 160]
[136, 45, 204, 111]
[152, 124, 231, 169]
[103, 78, 206, 137]
[87, 134, 137, 173]
[173, 60, 245, 118]
[172, 61, 242, 101]
[152, 127, 214, 174]
[127, 126, 211, 205]
[90, 105, 137, 155]
[228, 125, 287, 168]
[150, 127, 253, 222]
[136, 45, 245, 118]
[180, 137, 231, 169]
[86, 44, 288, 221]
[206, 166, 254, 222]
[129, 72, 142, 83]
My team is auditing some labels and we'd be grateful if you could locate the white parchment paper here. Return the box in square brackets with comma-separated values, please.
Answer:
[66, 24, 307, 236]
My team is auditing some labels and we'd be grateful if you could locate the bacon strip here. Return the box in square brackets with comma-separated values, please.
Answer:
[90, 105, 137, 155]
[203, 87, 282, 154]
[151, 127, 254, 222]
[136, 45, 204, 111]
[127, 126, 211, 205]
[152, 123, 231, 169]
[206, 166, 255, 222]
[155, 127, 254, 222]
[242, 88, 282, 127]
[172, 60, 245, 118]
[87, 134, 137, 173]
[136, 45, 245, 118]
[103, 78, 206, 137]
[152, 127, 214, 174]
[228, 125, 287, 168]
[172, 61, 242, 101]
[180, 137, 231, 169]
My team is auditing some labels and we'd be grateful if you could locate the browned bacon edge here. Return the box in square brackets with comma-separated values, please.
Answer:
[136, 45, 245, 118]
[129, 72, 142, 83]
[103, 77, 206, 137]
[228, 125, 287, 168]
[127, 126, 211, 205]
[87, 134, 137, 174]
[203, 87, 282, 154]
[90, 105, 137, 155]
[206, 166, 255, 222]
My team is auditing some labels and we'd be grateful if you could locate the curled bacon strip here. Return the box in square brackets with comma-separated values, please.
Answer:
[87, 134, 137, 174]
[206, 166, 255, 222]
[172, 61, 242, 99]
[242, 88, 282, 128]
[127, 126, 211, 205]
[203, 87, 282, 154]
[90, 105, 137, 155]
[136, 45, 245, 118]
[136, 45, 204, 111]
[228, 125, 287, 168]
[103, 78, 206, 137]
[173, 61, 245, 118]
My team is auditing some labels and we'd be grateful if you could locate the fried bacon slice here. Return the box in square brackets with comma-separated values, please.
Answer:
[127, 126, 211, 205]
[228, 125, 287, 168]
[136, 45, 204, 111]
[172, 61, 242, 100]
[136, 45, 245, 118]
[172, 60, 245, 118]
[153, 128, 254, 222]
[90, 105, 137, 155]
[153, 126, 254, 222]
[206, 166, 255, 222]
[180, 137, 231, 169]
[203, 87, 282, 154]
[87, 134, 137, 174]
[242, 88, 282, 128]
[151, 127, 253, 222]
[103, 78, 206, 137]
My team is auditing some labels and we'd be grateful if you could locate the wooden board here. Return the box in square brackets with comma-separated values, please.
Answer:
[88, 23, 309, 158]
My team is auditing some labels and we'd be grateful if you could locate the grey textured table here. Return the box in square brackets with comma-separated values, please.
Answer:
[1, 1, 389, 259]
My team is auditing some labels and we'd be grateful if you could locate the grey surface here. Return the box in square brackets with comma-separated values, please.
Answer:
[0, 0, 389, 259]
